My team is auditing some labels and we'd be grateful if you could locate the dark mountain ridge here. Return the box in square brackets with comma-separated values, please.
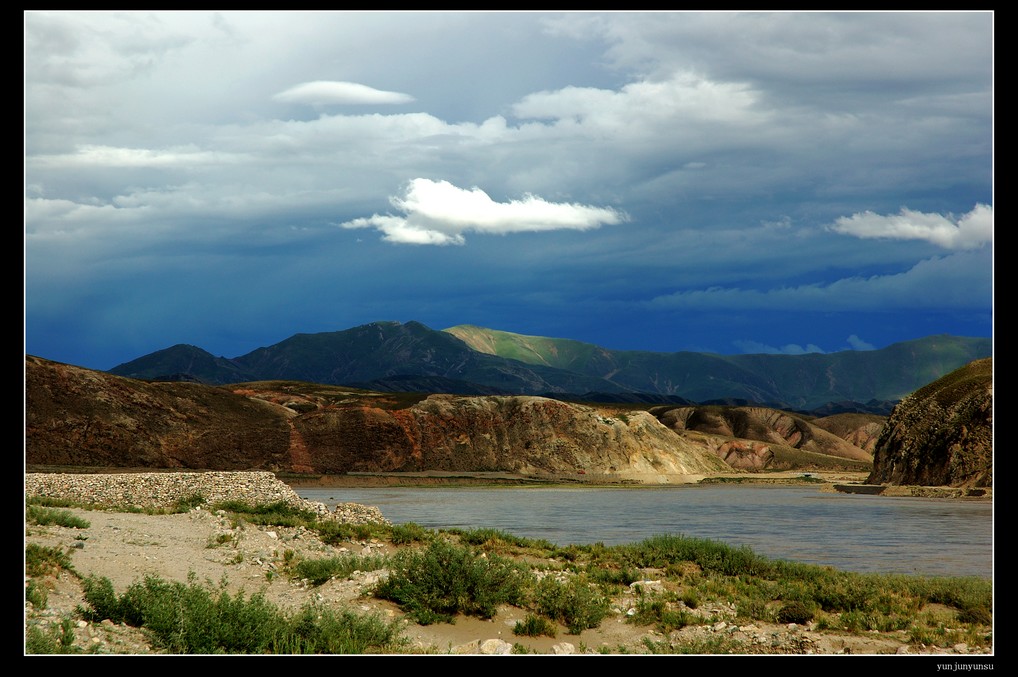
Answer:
[108, 321, 991, 412]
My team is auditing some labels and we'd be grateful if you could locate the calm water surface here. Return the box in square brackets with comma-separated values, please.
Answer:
[295, 484, 993, 579]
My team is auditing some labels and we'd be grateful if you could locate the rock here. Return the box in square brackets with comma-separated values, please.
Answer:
[455, 639, 513, 655]
[629, 579, 664, 593]
[479, 639, 513, 655]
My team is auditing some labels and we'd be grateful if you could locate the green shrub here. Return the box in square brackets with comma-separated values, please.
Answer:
[389, 522, 432, 545]
[956, 603, 993, 626]
[26, 496, 77, 508]
[643, 637, 679, 654]
[26, 505, 90, 529]
[25, 618, 80, 654]
[79, 573, 404, 654]
[588, 566, 640, 589]
[373, 538, 531, 624]
[810, 574, 876, 613]
[776, 600, 815, 625]
[839, 609, 878, 632]
[172, 493, 207, 513]
[908, 624, 940, 646]
[620, 534, 770, 577]
[513, 613, 557, 638]
[212, 500, 318, 527]
[670, 635, 745, 654]
[456, 527, 554, 552]
[26, 579, 48, 608]
[916, 576, 993, 618]
[735, 596, 768, 621]
[207, 532, 234, 548]
[25, 544, 74, 578]
[627, 596, 693, 633]
[533, 575, 610, 634]
[458, 527, 527, 547]
[271, 604, 406, 654]
[313, 520, 383, 545]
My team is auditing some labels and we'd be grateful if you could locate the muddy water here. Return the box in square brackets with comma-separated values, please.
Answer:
[296, 484, 993, 579]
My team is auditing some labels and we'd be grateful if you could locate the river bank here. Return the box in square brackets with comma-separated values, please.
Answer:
[25, 472, 993, 656]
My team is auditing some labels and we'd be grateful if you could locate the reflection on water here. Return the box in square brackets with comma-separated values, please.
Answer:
[295, 484, 993, 579]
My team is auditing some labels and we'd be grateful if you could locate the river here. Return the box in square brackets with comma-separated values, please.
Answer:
[294, 484, 993, 579]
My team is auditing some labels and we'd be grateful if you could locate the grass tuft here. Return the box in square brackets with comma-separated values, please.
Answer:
[26, 505, 90, 529]
[513, 613, 558, 638]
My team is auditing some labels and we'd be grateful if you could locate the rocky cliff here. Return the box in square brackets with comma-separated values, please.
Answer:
[867, 358, 992, 488]
[25, 356, 731, 480]
[294, 395, 732, 477]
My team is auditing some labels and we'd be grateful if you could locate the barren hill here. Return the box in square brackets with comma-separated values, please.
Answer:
[25, 356, 731, 480]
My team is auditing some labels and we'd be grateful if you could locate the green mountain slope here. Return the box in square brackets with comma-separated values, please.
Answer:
[444, 326, 991, 410]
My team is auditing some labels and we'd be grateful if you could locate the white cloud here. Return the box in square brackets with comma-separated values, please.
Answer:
[340, 178, 628, 245]
[828, 204, 992, 250]
[846, 334, 875, 351]
[273, 81, 415, 106]
[512, 71, 767, 133]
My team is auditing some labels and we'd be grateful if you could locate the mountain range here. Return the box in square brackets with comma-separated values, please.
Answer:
[108, 321, 992, 413]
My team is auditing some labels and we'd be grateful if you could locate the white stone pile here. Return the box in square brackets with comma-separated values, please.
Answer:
[24, 471, 390, 525]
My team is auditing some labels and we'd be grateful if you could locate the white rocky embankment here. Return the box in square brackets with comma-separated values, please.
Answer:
[23, 471, 389, 525]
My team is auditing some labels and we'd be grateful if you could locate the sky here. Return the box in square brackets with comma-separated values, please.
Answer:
[24, 11, 994, 372]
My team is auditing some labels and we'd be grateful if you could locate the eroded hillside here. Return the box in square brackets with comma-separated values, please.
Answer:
[650, 405, 875, 472]
[25, 356, 731, 480]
